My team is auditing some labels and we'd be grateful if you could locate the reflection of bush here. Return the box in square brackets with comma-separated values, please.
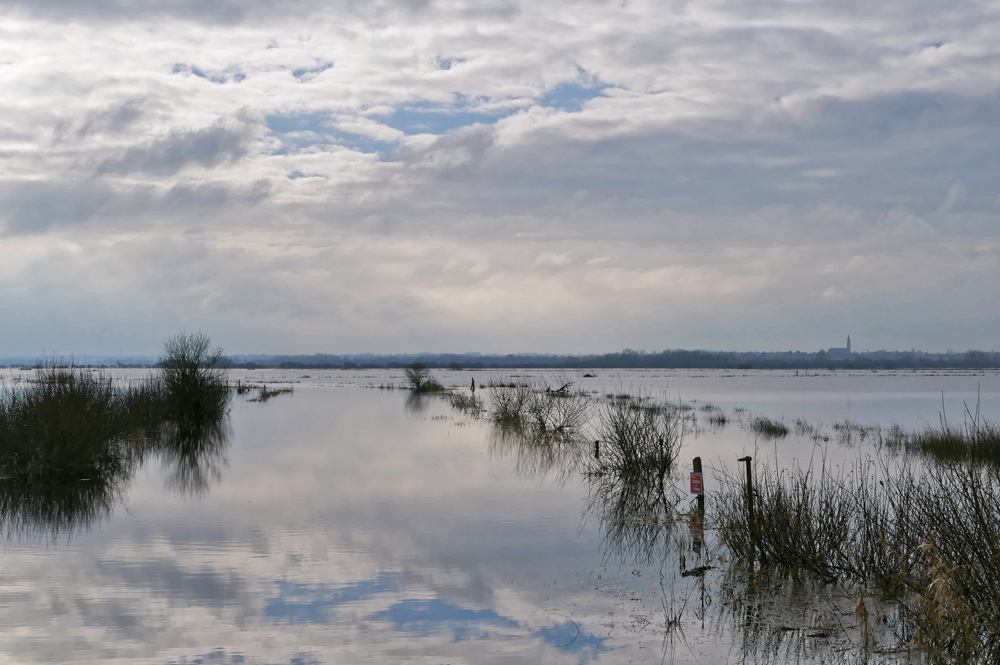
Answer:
[488, 423, 586, 482]
[151, 418, 232, 496]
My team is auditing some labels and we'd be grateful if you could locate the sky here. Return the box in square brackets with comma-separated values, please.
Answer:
[0, 0, 998, 356]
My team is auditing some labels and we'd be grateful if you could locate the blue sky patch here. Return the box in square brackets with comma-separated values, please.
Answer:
[536, 621, 611, 661]
[292, 62, 334, 81]
[539, 81, 608, 112]
[172, 63, 243, 84]
[265, 574, 400, 624]
[266, 112, 393, 155]
[368, 598, 519, 640]
[266, 112, 331, 135]
[383, 103, 511, 135]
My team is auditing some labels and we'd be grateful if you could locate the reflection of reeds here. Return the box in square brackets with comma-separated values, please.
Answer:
[586, 393, 689, 563]
[448, 391, 484, 417]
[487, 424, 586, 482]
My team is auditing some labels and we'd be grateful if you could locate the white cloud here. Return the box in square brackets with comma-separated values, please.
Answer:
[0, 0, 998, 353]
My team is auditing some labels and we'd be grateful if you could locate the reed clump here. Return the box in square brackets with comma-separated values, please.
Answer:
[749, 416, 789, 438]
[715, 457, 1000, 662]
[0, 332, 234, 536]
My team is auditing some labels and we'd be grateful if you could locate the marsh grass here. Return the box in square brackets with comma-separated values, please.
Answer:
[749, 416, 790, 438]
[0, 367, 134, 482]
[448, 391, 484, 417]
[0, 333, 235, 536]
[0, 367, 145, 537]
[715, 455, 1000, 662]
[247, 385, 294, 403]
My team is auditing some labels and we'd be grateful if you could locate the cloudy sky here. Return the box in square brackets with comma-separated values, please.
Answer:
[1, 0, 998, 356]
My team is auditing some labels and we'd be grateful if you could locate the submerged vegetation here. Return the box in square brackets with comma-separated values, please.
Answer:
[0, 332, 234, 536]
[432, 372, 1000, 662]
[403, 363, 445, 393]
[715, 455, 1000, 662]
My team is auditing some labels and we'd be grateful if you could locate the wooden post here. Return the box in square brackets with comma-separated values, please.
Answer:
[738, 456, 758, 563]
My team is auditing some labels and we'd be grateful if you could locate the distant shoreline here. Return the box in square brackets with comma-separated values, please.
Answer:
[2, 348, 998, 371]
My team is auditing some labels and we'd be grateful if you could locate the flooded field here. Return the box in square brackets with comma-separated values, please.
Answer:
[1, 368, 999, 664]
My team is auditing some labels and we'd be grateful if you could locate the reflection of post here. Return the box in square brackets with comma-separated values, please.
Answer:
[737, 455, 758, 564]
[691, 457, 705, 556]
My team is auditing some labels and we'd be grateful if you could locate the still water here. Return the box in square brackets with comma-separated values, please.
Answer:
[1, 368, 998, 664]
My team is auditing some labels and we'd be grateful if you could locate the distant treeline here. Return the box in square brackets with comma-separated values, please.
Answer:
[219, 348, 1000, 370]
[5, 349, 999, 371]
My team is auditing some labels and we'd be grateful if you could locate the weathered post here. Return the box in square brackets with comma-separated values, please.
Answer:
[594, 440, 600, 460]
[692, 457, 705, 514]
[737, 455, 758, 563]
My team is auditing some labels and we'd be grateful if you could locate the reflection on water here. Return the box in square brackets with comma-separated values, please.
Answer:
[0, 417, 232, 538]
[0, 456, 135, 540]
[152, 418, 232, 495]
[487, 423, 587, 482]
[0, 370, 996, 663]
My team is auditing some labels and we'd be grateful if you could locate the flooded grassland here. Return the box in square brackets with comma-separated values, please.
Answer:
[0, 368, 998, 664]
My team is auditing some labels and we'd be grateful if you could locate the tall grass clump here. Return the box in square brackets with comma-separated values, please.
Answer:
[488, 378, 535, 428]
[0, 367, 141, 537]
[159, 332, 231, 425]
[749, 416, 789, 438]
[903, 416, 1000, 467]
[0, 367, 133, 482]
[715, 455, 1000, 662]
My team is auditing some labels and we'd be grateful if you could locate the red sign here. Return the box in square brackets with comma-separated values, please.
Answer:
[690, 472, 704, 495]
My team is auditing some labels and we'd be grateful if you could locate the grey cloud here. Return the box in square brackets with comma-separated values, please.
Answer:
[53, 99, 147, 144]
[96, 119, 256, 177]
[0, 0, 438, 24]
[0, 179, 272, 234]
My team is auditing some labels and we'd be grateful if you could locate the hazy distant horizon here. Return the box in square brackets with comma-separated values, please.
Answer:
[1, 344, 997, 368]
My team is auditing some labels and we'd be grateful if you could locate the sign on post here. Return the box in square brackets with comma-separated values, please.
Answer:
[690, 472, 704, 495]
